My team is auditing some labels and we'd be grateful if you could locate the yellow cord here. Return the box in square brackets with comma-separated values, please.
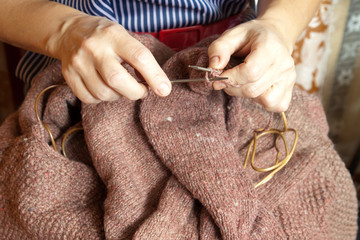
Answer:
[61, 127, 83, 157]
[34, 84, 83, 156]
[244, 112, 298, 188]
[34, 85, 62, 151]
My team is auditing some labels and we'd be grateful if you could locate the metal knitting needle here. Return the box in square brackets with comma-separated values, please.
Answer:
[138, 77, 228, 84]
[169, 76, 228, 83]
[138, 65, 228, 84]
[188, 65, 213, 72]
[170, 65, 228, 82]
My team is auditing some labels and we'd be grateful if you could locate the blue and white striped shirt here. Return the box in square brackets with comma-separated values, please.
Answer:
[16, 0, 248, 85]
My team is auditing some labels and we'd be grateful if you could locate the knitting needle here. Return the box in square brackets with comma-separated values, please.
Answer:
[139, 65, 228, 84]
[169, 76, 228, 83]
[138, 76, 228, 85]
[138, 76, 228, 84]
[188, 65, 213, 72]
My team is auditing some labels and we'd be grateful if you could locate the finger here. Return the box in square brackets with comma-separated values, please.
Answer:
[96, 55, 149, 100]
[116, 35, 171, 97]
[255, 85, 293, 112]
[254, 72, 296, 112]
[208, 37, 233, 70]
[208, 25, 250, 69]
[223, 47, 276, 85]
[62, 65, 100, 104]
[223, 66, 277, 98]
[73, 55, 122, 102]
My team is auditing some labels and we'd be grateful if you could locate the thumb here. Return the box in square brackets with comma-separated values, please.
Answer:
[208, 25, 250, 69]
[208, 38, 232, 70]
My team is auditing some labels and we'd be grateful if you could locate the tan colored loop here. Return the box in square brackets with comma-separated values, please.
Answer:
[34, 83, 83, 157]
[34, 84, 63, 151]
[244, 112, 298, 188]
[61, 127, 84, 158]
[250, 130, 288, 173]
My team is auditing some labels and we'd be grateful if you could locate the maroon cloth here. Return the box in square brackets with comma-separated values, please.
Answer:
[0, 34, 358, 239]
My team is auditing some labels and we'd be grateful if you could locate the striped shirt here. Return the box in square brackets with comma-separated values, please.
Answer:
[16, 0, 248, 86]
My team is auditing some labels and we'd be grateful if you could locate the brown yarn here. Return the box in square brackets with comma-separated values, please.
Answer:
[0, 34, 357, 239]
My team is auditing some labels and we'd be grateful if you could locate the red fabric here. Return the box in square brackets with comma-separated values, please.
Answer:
[136, 7, 255, 51]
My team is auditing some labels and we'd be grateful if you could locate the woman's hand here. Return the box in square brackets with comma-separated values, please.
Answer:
[208, 19, 296, 112]
[50, 15, 172, 103]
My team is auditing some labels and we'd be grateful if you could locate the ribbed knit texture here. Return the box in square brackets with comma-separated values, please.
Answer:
[0, 33, 358, 239]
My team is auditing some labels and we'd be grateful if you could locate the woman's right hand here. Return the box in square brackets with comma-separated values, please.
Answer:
[48, 15, 172, 103]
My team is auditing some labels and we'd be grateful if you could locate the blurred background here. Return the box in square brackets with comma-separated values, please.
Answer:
[0, 0, 359, 185]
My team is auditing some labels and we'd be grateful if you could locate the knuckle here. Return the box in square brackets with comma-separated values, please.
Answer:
[224, 87, 242, 97]
[287, 57, 295, 66]
[283, 67, 296, 85]
[264, 104, 278, 113]
[222, 28, 233, 37]
[78, 93, 98, 104]
[274, 100, 290, 112]
[93, 87, 113, 101]
[245, 66, 260, 82]
[260, 36, 274, 51]
[209, 41, 230, 58]
[62, 68, 70, 80]
[149, 72, 166, 85]
[81, 97, 95, 104]
[267, 37, 281, 51]
[69, 54, 83, 69]
[123, 88, 145, 101]
[106, 72, 123, 87]
[81, 37, 97, 52]
[126, 94, 142, 101]
[290, 68, 297, 81]
[223, 88, 236, 96]
[209, 40, 224, 52]
[243, 85, 260, 98]
[102, 23, 122, 35]
[263, 93, 290, 112]
[81, 38, 103, 60]
[261, 95, 275, 109]
[130, 47, 151, 65]
[283, 59, 295, 73]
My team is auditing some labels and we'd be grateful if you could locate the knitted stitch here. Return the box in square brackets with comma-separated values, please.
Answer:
[0, 34, 357, 239]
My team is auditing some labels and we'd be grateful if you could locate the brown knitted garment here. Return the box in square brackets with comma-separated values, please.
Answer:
[0, 34, 358, 239]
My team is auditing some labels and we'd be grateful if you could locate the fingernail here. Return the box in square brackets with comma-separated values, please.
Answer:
[157, 83, 171, 96]
[213, 81, 227, 90]
[209, 56, 220, 68]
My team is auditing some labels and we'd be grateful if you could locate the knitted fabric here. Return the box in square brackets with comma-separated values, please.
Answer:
[0, 34, 358, 239]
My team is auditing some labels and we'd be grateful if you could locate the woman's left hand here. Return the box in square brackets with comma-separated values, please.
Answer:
[208, 19, 296, 112]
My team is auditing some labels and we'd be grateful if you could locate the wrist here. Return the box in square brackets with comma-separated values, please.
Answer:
[44, 13, 86, 59]
[255, 0, 321, 54]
